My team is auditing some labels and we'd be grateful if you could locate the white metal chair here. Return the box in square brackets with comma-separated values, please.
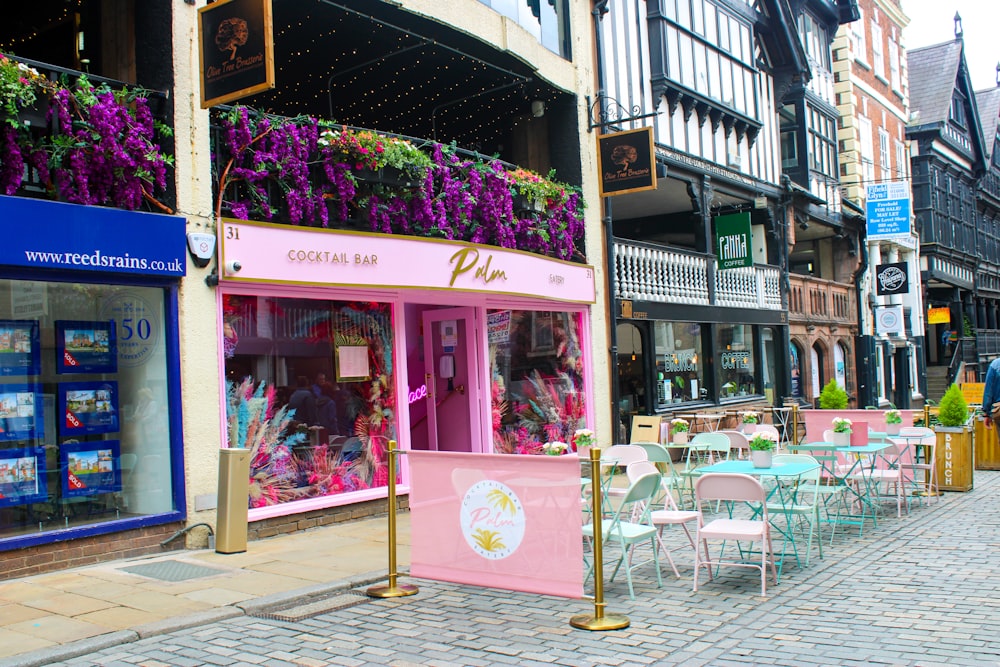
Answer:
[693, 473, 777, 596]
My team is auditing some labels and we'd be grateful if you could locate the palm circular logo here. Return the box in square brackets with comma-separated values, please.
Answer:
[460, 480, 525, 559]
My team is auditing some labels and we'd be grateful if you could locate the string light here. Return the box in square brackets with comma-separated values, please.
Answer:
[253, 3, 559, 153]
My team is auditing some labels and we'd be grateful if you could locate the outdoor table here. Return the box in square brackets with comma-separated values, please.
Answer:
[698, 459, 820, 577]
[770, 406, 794, 446]
[835, 440, 892, 529]
[693, 413, 724, 432]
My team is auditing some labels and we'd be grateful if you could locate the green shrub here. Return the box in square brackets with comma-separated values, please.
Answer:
[818, 379, 848, 409]
[937, 384, 969, 427]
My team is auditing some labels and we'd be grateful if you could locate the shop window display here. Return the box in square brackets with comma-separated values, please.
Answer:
[489, 309, 586, 454]
[222, 294, 396, 507]
[717, 323, 759, 399]
[654, 321, 705, 405]
[0, 281, 174, 541]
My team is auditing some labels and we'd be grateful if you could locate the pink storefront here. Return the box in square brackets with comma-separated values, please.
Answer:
[217, 219, 597, 519]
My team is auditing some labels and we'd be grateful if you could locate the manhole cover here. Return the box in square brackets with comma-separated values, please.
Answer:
[119, 559, 228, 582]
[253, 591, 372, 622]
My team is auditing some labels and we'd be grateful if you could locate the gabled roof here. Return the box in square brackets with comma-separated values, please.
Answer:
[907, 38, 988, 175]
[975, 87, 1000, 160]
[908, 40, 964, 126]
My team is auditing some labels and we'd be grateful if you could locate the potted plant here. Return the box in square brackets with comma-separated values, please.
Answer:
[884, 408, 903, 436]
[542, 441, 569, 456]
[819, 379, 849, 409]
[670, 418, 689, 445]
[831, 417, 852, 447]
[572, 428, 595, 453]
[935, 383, 973, 491]
[740, 411, 759, 435]
[749, 434, 775, 468]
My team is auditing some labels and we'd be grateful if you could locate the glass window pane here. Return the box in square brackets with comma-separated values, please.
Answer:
[490, 310, 587, 454]
[667, 25, 680, 80]
[223, 294, 396, 507]
[0, 281, 175, 540]
[704, 3, 716, 43]
[691, 0, 704, 35]
[694, 41, 708, 94]
[654, 321, 705, 405]
[679, 33, 694, 87]
[717, 323, 757, 399]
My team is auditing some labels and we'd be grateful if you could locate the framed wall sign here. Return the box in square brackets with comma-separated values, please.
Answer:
[199, 0, 275, 108]
[55, 320, 117, 374]
[60, 440, 121, 498]
[0, 446, 47, 507]
[59, 381, 120, 436]
[0, 384, 43, 441]
[0, 320, 40, 376]
[596, 127, 657, 197]
[336, 344, 371, 382]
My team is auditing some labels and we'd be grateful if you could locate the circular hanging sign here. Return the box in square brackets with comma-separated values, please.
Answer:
[877, 308, 900, 333]
[459, 480, 525, 560]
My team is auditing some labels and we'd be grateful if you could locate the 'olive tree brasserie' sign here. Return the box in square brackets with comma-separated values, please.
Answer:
[596, 127, 657, 197]
[199, 0, 274, 108]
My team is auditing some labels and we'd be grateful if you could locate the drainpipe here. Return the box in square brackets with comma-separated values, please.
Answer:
[777, 176, 794, 406]
[593, 1, 623, 440]
[853, 226, 874, 408]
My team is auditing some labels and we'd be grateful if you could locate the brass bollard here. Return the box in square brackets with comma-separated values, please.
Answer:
[570, 446, 629, 631]
[367, 440, 419, 598]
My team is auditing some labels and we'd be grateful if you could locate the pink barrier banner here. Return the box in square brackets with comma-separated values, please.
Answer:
[409, 451, 583, 598]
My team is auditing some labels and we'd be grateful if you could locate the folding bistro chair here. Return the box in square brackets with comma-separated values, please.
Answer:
[693, 473, 777, 596]
[582, 471, 662, 600]
[897, 427, 938, 505]
[626, 461, 699, 578]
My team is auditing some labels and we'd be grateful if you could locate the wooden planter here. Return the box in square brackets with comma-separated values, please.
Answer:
[974, 417, 1000, 470]
[936, 425, 974, 491]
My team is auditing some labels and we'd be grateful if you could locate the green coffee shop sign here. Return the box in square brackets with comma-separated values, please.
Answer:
[714, 212, 752, 269]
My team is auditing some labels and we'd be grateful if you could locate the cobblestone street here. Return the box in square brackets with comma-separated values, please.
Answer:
[21, 471, 1000, 667]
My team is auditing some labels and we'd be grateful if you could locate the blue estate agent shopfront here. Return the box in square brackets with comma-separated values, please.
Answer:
[0, 195, 187, 562]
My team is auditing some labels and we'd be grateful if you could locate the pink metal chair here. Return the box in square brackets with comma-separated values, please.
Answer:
[867, 441, 909, 518]
[605, 445, 649, 501]
[693, 473, 777, 596]
[717, 430, 750, 460]
[626, 460, 699, 579]
[897, 427, 938, 505]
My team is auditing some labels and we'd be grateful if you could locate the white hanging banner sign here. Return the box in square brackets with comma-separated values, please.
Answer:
[875, 305, 905, 335]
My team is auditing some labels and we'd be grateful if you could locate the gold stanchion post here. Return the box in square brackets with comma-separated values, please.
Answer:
[791, 403, 799, 447]
[367, 440, 418, 598]
[570, 447, 629, 631]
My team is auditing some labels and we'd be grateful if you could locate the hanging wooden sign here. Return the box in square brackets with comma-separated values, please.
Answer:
[199, 0, 275, 108]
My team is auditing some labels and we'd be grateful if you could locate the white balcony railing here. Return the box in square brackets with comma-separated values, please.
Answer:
[614, 239, 782, 311]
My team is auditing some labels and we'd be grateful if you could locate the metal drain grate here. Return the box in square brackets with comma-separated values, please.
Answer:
[119, 559, 228, 582]
[252, 591, 372, 622]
